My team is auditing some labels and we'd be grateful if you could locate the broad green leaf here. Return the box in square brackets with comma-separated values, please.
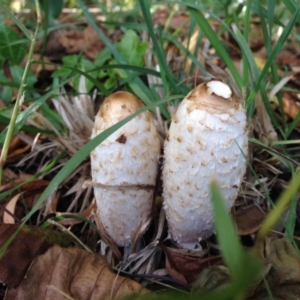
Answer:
[117, 29, 148, 67]
[94, 47, 112, 66]
[0, 24, 27, 65]
[0, 65, 36, 104]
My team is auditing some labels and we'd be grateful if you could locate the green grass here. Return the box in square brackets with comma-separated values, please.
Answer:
[0, 0, 300, 298]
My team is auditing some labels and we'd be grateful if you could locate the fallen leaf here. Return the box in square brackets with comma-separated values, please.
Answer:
[7, 144, 31, 160]
[57, 201, 97, 226]
[192, 265, 231, 293]
[5, 245, 150, 300]
[21, 53, 56, 76]
[276, 50, 300, 70]
[0, 179, 50, 193]
[58, 25, 106, 60]
[248, 237, 300, 299]
[83, 25, 106, 59]
[152, 8, 189, 31]
[3, 194, 22, 224]
[234, 205, 266, 235]
[282, 92, 300, 120]
[0, 224, 72, 288]
[164, 246, 222, 285]
[41, 29, 67, 61]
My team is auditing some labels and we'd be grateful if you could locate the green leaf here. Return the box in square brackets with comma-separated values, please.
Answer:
[0, 24, 27, 65]
[0, 65, 36, 103]
[94, 48, 112, 66]
[0, 3, 31, 40]
[0, 79, 69, 145]
[51, 55, 108, 95]
[39, 0, 63, 19]
[117, 29, 148, 67]
[10, 65, 37, 87]
[77, 0, 170, 119]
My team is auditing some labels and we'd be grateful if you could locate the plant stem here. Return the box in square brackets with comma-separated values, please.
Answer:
[0, 1, 41, 185]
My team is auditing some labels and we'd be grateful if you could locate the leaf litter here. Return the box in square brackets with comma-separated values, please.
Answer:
[0, 3, 300, 300]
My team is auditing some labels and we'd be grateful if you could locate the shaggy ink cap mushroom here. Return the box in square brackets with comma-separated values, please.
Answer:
[91, 91, 161, 248]
[162, 80, 248, 249]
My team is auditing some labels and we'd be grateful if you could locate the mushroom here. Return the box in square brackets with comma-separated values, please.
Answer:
[91, 91, 161, 251]
[163, 79, 248, 249]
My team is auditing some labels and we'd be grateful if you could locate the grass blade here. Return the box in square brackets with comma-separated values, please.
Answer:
[210, 181, 243, 279]
[282, 0, 300, 23]
[246, 8, 300, 107]
[188, 7, 243, 90]
[255, 168, 300, 253]
[0, 3, 31, 39]
[138, 0, 179, 95]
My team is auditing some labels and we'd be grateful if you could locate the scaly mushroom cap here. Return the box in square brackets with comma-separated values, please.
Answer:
[163, 80, 248, 249]
[98, 91, 144, 124]
[91, 91, 161, 247]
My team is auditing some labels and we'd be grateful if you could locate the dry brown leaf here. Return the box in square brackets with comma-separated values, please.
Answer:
[7, 136, 23, 153]
[193, 237, 300, 299]
[21, 53, 56, 76]
[276, 50, 300, 70]
[282, 92, 300, 120]
[58, 25, 105, 60]
[6, 144, 31, 160]
[3, 194, 22, 224]
[0, 179, 50, 193]
[0, 224, 72, 288]
[1, 169, 19, 181]
[41, 29, 67, 61]
[83, 25, 106, 59]
[234, 205, 266, 235]
[192, 265, 231, 293]
[164, 246, 222, 285]
[57, 201, 97, 226]
[5, 245, 150, 300]
[255, 94, 278, 142]
[183, 29, 205, 76]
[248, 237, 300, 299]
[152, 8, 189, 31]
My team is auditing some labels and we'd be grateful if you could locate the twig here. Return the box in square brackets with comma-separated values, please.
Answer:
[47, 219, 93, 253]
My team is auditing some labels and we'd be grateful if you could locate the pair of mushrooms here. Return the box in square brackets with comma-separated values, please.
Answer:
[90, 79, 248, 250]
